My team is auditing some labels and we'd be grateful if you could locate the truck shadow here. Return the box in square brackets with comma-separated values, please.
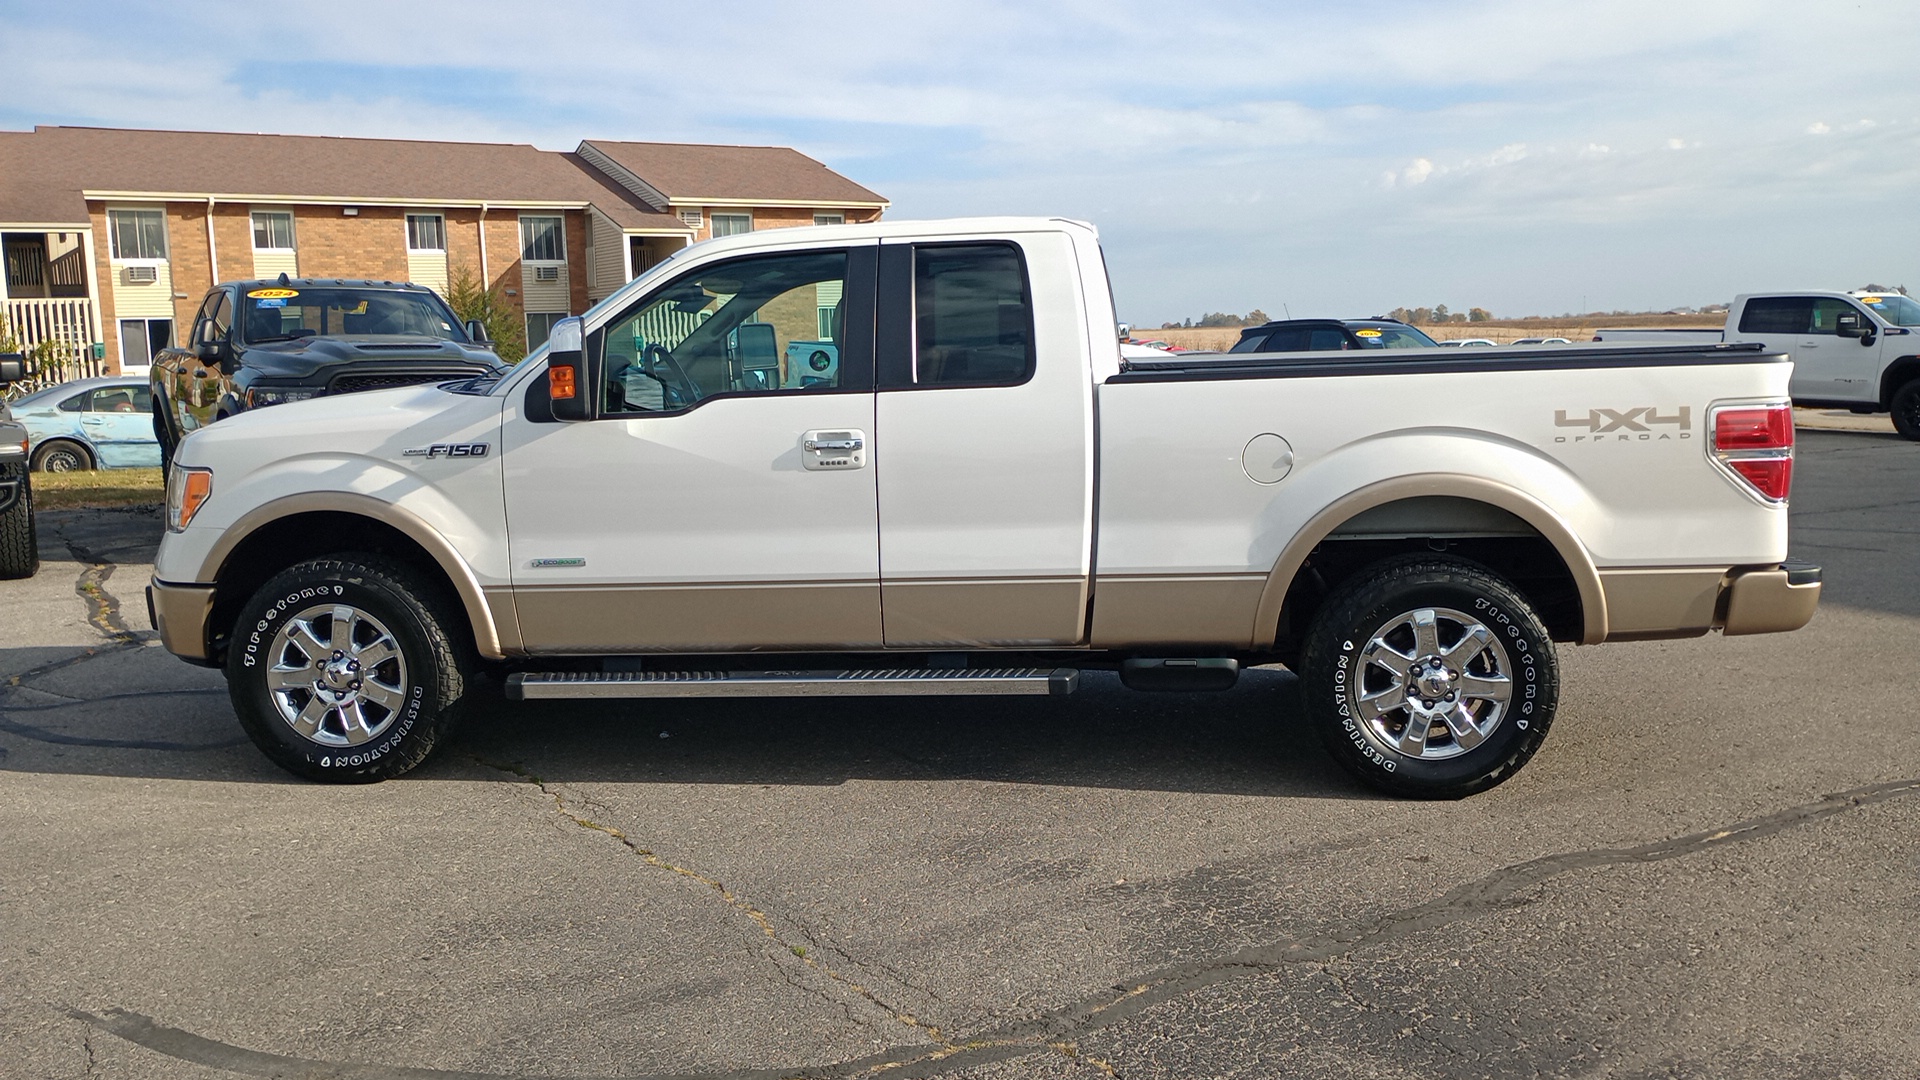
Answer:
[0, 657, 1373, 799]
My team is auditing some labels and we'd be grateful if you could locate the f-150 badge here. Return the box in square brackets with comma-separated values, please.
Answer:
[403, 442, 491, 458]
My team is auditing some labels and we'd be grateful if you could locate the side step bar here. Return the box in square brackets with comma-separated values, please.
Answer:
[506, 667, 1080, 701]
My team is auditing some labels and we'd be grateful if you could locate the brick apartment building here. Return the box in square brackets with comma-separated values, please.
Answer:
[0, 126, 887, 373]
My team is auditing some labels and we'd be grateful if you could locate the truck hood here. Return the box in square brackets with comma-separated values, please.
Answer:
[241, 335, 502, 377]
[175, 381, 498, 471]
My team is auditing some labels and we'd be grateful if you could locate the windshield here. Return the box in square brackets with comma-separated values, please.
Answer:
[240, 287, 464, 343]
[1350, 324, 1438, 349]
[1856, 293, 1920, 327]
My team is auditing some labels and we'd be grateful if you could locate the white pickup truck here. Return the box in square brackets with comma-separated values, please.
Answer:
[148, 217, 1821, 798]
[1594, 290, 1920, 438]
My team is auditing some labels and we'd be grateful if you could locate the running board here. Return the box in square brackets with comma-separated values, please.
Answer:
[506, 667, 1080, 701]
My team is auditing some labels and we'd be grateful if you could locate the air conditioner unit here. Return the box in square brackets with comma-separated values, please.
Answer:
[125, 265, 158, 284]
[678, 209, 703, 228]
[533, 265, 559, 282]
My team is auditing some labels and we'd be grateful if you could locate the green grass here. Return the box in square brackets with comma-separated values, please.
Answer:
[32, 467, 164, 509]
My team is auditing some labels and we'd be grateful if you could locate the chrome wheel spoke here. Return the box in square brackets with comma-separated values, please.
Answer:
[359, 679, 403, 712]
[1361, 639, 1414, 678]
[1441, 704, 1487, 751]
[286, 620, 330, 663]
[266, 664, 313, 692]
[1459, 673, 1512, 704]
[1357, 683, 1405, 720]
[1397, 716, 1431, 756]
[1442, 624, 1493, 669]
[289, 695, 332, 740]
[329, 605, 357, 652]
[353, 638, 397, 669]
[1410, 609, 1441, 660]
[337, 699, 372, 740]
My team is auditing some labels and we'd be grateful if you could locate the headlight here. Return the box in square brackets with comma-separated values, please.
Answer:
[245, 387, 318, 408]
[166, 467, 213, 532]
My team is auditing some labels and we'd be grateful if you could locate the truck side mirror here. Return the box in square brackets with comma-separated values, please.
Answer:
[465, 319, 493, 346]
[1861, 329, 1877, 346]
[0, 352, 24, 384]
[545, 317, 589, 422]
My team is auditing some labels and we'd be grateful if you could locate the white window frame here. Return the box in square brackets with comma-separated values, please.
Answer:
[406, 213, 447, 253]
[519, 215, 566, 263]
[117, 316, 174, 368]
[250, 210, 297, 253]
[813, 212, 845, 226]
[710, 213, 753, 238]
[106, 207, 169, 263]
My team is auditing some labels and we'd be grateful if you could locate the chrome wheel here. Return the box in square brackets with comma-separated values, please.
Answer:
[264, 603, 409, 747]
[1350, 606, 1513, 761]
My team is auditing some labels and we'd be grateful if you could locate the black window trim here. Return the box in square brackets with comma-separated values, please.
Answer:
[876, 239, 1038, 392]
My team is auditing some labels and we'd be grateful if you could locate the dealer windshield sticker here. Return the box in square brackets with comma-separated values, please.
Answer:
[256, 298, 286, 308]
[247, 288, 299, 299]
[1861, 296, 1884, 304]
[1355, 329, 1382, 338]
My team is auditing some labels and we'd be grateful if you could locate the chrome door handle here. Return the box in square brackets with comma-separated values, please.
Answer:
[805, 438, 864, 452]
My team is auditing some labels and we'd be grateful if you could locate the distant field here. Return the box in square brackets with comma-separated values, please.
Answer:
[1138, 313, 1723, 351]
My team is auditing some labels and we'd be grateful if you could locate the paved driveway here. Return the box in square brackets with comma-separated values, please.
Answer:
[2, 429, 1916, 1079]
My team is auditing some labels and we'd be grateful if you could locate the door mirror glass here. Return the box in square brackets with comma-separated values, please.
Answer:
[465, 318, 492, 346]
[0, 352, 24, 384]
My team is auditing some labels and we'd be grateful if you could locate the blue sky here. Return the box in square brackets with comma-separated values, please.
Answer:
[4, 0, 1916, 324]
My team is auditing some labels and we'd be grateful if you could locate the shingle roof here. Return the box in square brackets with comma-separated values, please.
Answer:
[580, 140, 888, 207]
[0, 126, 693, 230]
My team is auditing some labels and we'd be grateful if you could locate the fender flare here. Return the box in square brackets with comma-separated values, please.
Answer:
[1251, 473, 1608, 647]
[198, 491, 515, 659]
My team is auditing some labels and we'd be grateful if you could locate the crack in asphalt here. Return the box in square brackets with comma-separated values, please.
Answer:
[64, 774, 1920, 1080]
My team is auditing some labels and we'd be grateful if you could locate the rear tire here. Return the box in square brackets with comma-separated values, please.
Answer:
[1892, 379, 1920, 441]
[0, 470, 37, 579]
[226, 554, 477, 782]
[32, 439, 92, 473]
[1298, 556, 1558, 799]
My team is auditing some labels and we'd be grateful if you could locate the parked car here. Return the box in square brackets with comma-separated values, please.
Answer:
[0, 353, 39, 578]
[1437, 338, 1498, 347]
[1510, 337, 1571, 346]
[8, 376, 162, 472]
[1593, 290, 1920, 439]
[149, 278, 504, 471]
[151, 216, 1819, 798]
[1230, 318, 1438, 352]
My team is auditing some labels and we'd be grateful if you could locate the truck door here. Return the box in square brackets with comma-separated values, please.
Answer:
[1740, 295, 1876, 403]
[501, 243, 883, 652]
[872, 236, 1095, 647]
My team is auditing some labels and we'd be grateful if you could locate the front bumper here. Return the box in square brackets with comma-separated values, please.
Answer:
[147, 579, 218, 665]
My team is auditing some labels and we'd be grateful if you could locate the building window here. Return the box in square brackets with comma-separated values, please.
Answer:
[118, 317, 174, 368]
[407, 214, 446, 252]
[107, 209, 167, 260]
[814, 213, 845, 226]
[520, 216, 565, 262]
[526, 311, 565, 352]
[711, 213, 752, 238]
[251, 211, 296, 251]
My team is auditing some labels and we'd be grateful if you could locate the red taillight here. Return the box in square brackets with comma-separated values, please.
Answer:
[1728, 456, 1792, 501]
[1714, 407, 1793, 451]
[1710, 403, 1793, 503]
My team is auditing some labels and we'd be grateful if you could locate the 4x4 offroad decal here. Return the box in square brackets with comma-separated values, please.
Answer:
[1553, 406, 1691, 442]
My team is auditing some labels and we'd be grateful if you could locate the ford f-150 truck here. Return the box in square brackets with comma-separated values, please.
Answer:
[1594, 290, 1920, 438]
[147, 218, 1821, 798]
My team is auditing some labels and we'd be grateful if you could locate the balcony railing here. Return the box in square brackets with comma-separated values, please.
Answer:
[2, 297, 105, 383]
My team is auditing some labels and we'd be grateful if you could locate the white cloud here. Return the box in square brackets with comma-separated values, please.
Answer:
[1808, 122, 1832, 134]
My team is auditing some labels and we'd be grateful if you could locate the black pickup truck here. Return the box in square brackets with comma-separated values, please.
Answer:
[149, 278, 504, 471]
[0, 352, 39, 578]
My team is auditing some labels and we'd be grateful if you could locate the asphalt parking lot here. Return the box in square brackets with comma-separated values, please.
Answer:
[2, 427, 1916, 1080]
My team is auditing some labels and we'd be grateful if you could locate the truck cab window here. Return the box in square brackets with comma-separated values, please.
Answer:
[1808, 298, 1866, 335]
[600, 250, 852, 413]
[913, 244, 1035, 386]
[1738, 297, 1815, 335]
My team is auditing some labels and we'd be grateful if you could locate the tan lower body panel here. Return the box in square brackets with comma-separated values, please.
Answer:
[1722, 569, 1821, 635]
[881, 578, 1088, 647]
[1089, 574, 1267, 649]
[1598, 567, 1729, 641]
[513, 581, 883, 653]
[149, 579, 217, 661]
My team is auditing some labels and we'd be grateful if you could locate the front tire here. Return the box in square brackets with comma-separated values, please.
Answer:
[0, 470, 37, 579]
[1892, 379, 1920, 441]
[226, 554, 476, 782]
[1299, 557, 1559, 798]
